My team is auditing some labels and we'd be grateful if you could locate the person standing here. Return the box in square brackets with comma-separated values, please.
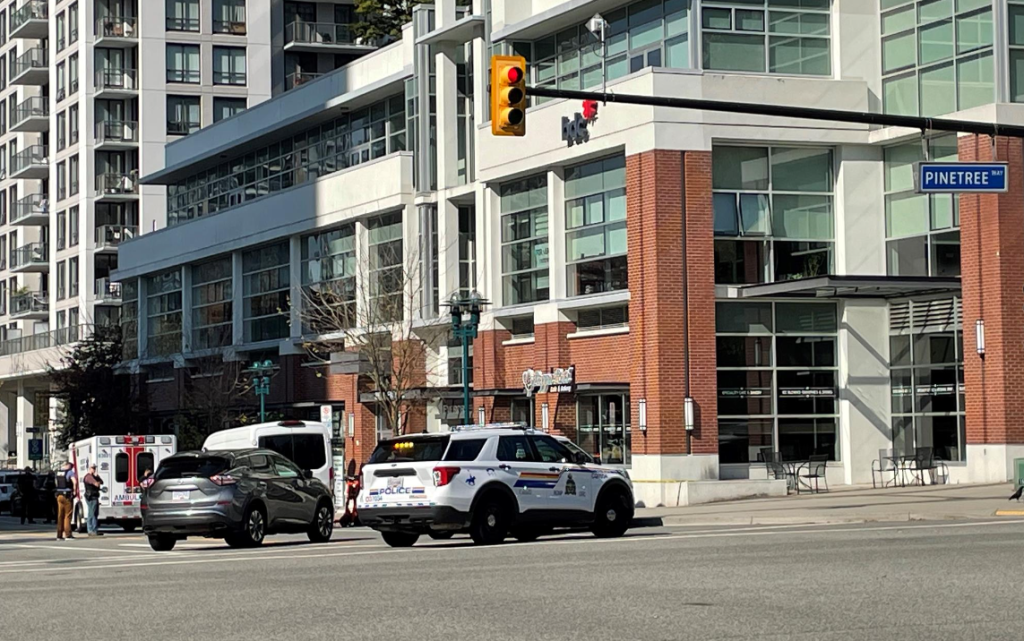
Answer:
[16, 467, 36, 525]
[43, 472, 57, 524]
[82, 464, 104, 536]
[54, 462, 77, 541]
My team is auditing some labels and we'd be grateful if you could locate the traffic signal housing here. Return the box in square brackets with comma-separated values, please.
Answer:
[491, 55, 527, 137]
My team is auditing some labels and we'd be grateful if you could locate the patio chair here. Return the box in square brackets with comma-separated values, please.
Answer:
[871, 448, 896, 489]
[910, 447, 939, 486]
[767, 458, 795, 493]
[797, 454, 830, 494]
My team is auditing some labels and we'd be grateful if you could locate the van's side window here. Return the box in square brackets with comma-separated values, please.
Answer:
[291, 435, 326, 470]
[258, 435, 294, 461]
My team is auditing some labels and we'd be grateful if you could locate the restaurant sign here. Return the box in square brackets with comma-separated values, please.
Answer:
[779, 388, 836, 397]
[523, 366, 575, 397]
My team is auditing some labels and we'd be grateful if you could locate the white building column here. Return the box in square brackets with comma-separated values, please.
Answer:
[0, 392, 12, 464]
[15, 381, 34, 469]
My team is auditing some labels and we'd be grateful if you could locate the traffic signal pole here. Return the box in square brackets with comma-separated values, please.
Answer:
[524, 86, 1024, 139]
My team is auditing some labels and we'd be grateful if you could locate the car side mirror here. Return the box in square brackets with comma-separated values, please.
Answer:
[303, 470, 314, 480]
[573, 452, 589, 465]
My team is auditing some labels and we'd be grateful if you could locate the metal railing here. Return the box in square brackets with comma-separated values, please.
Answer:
[95, 120, 139, 144]
[12, 193, 48, 223]
[0, 325, 82, 357]
[96, 173, 139, 196]
[286, 71, 322, 90]
[167, 67, 201, 84]
[11, 47, 47, 79]
[97, 16, 137, 39]
[95, 278, 122, 303]
[10, 0, 47, 32]
[11, 242, 48, 269]
[95, 224, 138, 250]
[10, 291, 48, 317]
[166, 16, 200, 31]
[213, 19, 246, 34]
[11, 96, 48, 125]
[285, 21, 356, 46]
[213, 70, 246, 85]
[11, 145, 47, 174]
[96, 67, 137, 92]
[167, 119, 201, 135]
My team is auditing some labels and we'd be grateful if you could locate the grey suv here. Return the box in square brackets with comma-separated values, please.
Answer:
[142, 449, 334, 551]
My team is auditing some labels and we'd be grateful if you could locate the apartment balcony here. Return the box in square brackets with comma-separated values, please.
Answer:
[95, 224, 138, 252]
[95, 16, 138, 47]
[94, 278, 122, 305]
[95, 120, 139, 150]
[0, 326, 82, 357]
[10, 47, 48, 86]
[285, 71, 323, 91]
[10, 242, 49, 273]
[10, 96, 49, 132]
[9, 0, 48, 39]
[11, 193, 49, 226]
[96, 172, 139, 201]
[95, 68, 137, 98]
[10, 145, 49, 180]
[283, 21, 373, 54]
[10, 291, 49, 320]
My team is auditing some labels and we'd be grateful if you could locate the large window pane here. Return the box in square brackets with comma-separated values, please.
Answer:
[704, 33, 766, 72]
[713, 147, 769, 190]
[884, 73, 919, 115]
[720, 419, 774, 464]
[715, 239, 768, 284]
[956, 52, 993, 110]
[770, 148, 832, 192]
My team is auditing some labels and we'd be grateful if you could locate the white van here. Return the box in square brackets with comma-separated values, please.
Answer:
[202, 420, 334, 494]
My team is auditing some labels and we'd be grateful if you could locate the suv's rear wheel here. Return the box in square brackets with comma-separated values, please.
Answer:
[591, 489, 633, 538]
[381, 531, 420, 547]
[307, 501, 334, 543]
[148, 534, 176, 551]
[470, 497, 510, 545]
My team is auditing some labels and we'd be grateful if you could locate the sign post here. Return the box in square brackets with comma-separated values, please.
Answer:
[914, 162, 1009, 193]
[320, 405, 333, 427]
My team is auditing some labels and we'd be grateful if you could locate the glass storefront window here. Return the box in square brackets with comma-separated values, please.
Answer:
[500, 174, 549, 305]
[713, 146, 834, 285]
[880, 0, 993, 115]
[576, 393, 630, 466]
[716, 301, 839, 464]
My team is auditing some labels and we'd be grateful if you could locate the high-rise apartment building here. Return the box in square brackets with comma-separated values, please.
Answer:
[0, 0, 374, 467]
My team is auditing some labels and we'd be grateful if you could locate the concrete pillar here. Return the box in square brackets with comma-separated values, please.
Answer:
[0, 392, 12, 463]
[289, 235, 302, 340]
[181, 265, 193, 353]
[839, 300, 891, 485]
[231, 251, 244, 346]
[15, 381, 34, 469]
[959, 135, 1024, 482]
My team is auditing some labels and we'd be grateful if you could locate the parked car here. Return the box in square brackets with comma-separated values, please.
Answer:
[0, 471, 17, 514]
[142, 449, 334, 552]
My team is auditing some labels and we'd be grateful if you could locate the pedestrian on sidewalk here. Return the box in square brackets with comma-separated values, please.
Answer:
[82, 464, 104, 537]
[16, 467, 36, 525]
[54, 462, 77, 541]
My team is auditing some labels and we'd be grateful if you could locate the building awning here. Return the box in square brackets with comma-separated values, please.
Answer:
[736, 275, 961, 299]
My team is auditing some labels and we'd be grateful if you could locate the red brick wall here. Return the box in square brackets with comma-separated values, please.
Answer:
[959, 135, 1024, 446]
[626, 150, 718, 456]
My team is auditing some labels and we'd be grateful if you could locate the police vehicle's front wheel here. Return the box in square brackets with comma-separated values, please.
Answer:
[591, 489, 633, 538]
[148, 534, 176, 551]
[381, 531, 420, 547]
[470, 497, 510, 545]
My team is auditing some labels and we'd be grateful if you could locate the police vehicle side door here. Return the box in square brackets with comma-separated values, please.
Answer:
[530, 435, 591, 512]
[494, 434, 546, 512]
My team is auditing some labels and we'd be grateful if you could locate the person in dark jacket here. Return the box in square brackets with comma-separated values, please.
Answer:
[43, 472, 57, 524]
[16, 467, 36, 524]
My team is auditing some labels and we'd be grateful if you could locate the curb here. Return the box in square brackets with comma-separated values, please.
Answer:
[633, 513, 1009, 528]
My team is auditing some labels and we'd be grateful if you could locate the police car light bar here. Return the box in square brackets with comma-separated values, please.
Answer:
[450, 422, 532, 432]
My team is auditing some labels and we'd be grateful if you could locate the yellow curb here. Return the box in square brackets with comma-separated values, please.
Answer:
[995, 510, 1024, 516]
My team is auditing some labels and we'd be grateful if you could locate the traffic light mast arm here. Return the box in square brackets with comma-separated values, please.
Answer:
[524, 85, 1024, 139]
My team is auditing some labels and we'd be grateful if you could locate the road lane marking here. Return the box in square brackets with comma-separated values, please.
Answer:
[8, 543, 168, 554]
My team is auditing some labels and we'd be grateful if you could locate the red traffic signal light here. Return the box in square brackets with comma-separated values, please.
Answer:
[491, 55, 527, 137]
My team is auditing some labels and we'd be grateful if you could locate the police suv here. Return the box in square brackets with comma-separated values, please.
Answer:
[358, 424, 634, 547]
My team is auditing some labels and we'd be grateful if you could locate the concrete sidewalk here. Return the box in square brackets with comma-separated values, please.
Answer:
[634, 482, 1024, 527]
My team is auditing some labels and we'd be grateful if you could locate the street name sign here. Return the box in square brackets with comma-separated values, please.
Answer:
[915, 162, 1009, 193]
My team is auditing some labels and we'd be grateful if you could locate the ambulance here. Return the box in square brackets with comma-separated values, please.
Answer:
[70, 435, 177, 532]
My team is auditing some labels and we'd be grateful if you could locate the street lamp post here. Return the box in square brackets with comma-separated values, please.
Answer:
[247, 360, 275, 423]
[447, 291, 488, 425]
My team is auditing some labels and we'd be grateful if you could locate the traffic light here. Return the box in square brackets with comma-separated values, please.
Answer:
[491, 55, 527, 137]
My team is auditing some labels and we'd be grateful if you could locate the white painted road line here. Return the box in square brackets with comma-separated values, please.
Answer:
[8, 543, 169, 554]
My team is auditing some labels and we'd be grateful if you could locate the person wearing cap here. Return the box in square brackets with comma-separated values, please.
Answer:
[82, 464, 104, 537]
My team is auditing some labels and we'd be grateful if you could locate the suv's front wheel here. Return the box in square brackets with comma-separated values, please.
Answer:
[470, 496, 511, 545]
[591, 489, 633, 538]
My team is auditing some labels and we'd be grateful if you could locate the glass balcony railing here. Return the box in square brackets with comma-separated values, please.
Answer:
[10, 292, 49, 317]
[95, 120, 139, 145]
[0, 325, 82, 357]
[212, 70, 246, 86]
[11, 242, 49, 269]
[95, 278, 122, 303]
[11, 145, 48, 174]
[213, 18, 246, 34]
[95, 224, 138, 250]
[96, 16, 137, 39]
[11, 96, 48, 126]
[96, 172, 139, 196]
[285, 21, 357, 46]
[10, 0, 47, 33]
[12, 193, 49, 223]
[96, 67, 138, 92]
[286, 71, 322, 90]
[10, 47, 47, 79]
[167, 119, 201, 135]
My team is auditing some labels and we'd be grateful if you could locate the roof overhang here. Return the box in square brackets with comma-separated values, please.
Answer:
[734, 275, 961, 299]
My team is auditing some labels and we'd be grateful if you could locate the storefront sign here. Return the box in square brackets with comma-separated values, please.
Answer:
[720, 389, 769, 397]
[915, 384, 957, 395]
[780, 388, 836, 397]
[915, 162, 1009, 193]
[437, 399, 466, 422]
[523, 366, 575, 397]
[562, 101, 598, 148]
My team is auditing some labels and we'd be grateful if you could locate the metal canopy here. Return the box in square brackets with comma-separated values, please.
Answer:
[737, 275, 961, 299]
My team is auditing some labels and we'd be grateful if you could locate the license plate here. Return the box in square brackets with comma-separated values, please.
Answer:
[172, 490, 190, 501]
[387, 477, 404, 489]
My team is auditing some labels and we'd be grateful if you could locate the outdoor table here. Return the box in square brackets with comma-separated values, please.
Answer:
[780, 460, 808, 492]
[884, 454, 912, 487]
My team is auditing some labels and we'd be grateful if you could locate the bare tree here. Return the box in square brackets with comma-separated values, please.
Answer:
[176, 356, 254, 449]
[298, 239, 447, 437]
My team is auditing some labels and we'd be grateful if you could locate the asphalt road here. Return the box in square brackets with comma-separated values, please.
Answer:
[1, 518, 1022, 641]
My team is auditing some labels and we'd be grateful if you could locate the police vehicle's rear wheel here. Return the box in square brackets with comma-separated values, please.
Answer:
[591, 489, 633, 538]
[381, 531, 420, 547]
[148, 534, 176, 551]
[470, 497, 510, 546]
[428, 531, 454, 540]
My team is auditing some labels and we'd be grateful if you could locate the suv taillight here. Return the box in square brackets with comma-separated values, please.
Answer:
[432, 466, 461, 487]
[210, 474, 236, 486]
